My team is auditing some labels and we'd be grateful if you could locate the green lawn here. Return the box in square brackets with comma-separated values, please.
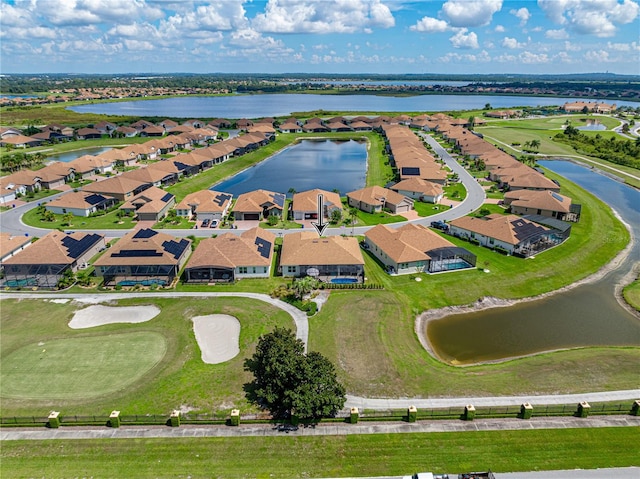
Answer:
[0, 297, 294, 416]
[413, 201, 449, 217]
[623, 278, 640, 312]
[443, 182, 467, 201]
[1, 332, 166, 400]
[354, 209, 405, 225]
[13, 189, 61, 204]
[2, 428, 639, 478]
[21, 206, 138, 230]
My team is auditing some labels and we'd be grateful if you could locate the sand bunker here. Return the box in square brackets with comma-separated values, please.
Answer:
[69, 305, 161, 329]
[192, 314, 241, 364]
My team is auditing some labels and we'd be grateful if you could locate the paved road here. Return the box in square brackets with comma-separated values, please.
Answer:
[1, 414, 637, 441]
[0, 133, 486, 239]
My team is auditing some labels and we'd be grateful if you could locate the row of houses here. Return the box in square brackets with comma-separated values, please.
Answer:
[1, 216, 480, 289]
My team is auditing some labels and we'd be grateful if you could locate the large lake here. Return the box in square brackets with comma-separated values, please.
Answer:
[427, 161, 640, 364]
[68, 94, 639, 118]
[213, 139, 367, 196]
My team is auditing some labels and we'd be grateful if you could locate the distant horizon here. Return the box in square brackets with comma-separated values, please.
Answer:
[1, 1, 639, 76]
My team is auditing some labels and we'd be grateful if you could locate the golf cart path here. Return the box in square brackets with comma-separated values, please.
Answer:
[2, 292, 638, 409]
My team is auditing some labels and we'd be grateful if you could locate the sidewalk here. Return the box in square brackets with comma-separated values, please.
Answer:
[2, 414, 638, 441]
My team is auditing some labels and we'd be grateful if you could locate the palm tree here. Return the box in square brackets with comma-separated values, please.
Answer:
[349, 207, 358, 235]
[530, 139, 541, 151]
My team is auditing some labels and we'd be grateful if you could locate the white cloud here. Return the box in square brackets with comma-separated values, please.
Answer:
[441, 0, 503, 27]
[410, 16, 449, 33]
[545, 28, 569, 40]
[502, 36, 525, 49]
[35, 0, 164, 27]
[439, 49, 491, 63]
[564, 41, 582, 52]
[124, 39, 155, 51]
[494, 24, 505, 32]
[520, 51, 549, 63]
[539, 0, 639, 37]
[607, 41, 640, 51]
[510, 7, 530, 26]
[252, 0, 395, 34]
[163, 1, 248, 33]
[584, 49, 612, 62]
[449, 29, 480, 49]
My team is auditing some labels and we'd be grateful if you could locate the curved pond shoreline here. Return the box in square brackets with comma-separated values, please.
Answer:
[416, 207, 639, 367]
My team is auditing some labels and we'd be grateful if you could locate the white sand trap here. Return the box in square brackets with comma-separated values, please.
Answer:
[192, 314, 241, 364]
[68, 305, 161, 329]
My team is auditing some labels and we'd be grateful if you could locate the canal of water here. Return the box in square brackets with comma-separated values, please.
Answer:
[212, 139, 367, 196]
[426, 161, 640, 365]
[46, 147, 113, 163]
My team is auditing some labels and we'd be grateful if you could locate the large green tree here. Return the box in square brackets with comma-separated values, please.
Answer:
[244, 327, 346, 422]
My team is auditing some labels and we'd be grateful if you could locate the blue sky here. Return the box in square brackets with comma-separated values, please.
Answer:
[1, 0, 639, 75]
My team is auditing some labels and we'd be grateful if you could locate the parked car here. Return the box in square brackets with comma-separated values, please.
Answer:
[201, 219, 210, 227]
[430, 220, 448, 231]
[210, 219, 219, 228]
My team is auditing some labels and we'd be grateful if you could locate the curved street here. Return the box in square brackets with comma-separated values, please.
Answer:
[0, 134, 486, 238]
[3, 291, 639, 410]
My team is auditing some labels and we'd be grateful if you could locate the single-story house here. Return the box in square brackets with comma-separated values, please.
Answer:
[46, 191, 117, 217]
[364, 223, 476, 275]
[82, 176, 149, 202]
[119, 186, 175, 222]
[390, 178, 445, 204]
[2, 231, 105, 288]
[0, 232, 32, 264]
[232, 189, 285, 221]
[347, 186, 414, 214]
[280, 232, 365, 283]
[503, 189, 580, 222]
[175, 190, 232, 222]
[75, 127, 102, 140]
[448, 214, 566, 257]
[291, 189, 342, 221]
[93, 228, 191, 287]
[183, 228, 276, 283]
[0, 134, 43, 148]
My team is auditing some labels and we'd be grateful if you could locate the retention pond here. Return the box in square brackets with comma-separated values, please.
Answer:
[426, 161, 640, 365]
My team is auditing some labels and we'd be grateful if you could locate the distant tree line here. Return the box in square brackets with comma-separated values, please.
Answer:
[556, 127, 640, 169]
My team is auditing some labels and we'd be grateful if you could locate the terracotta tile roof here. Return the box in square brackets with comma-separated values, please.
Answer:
[82, 175, 147, 196]
[365, 223, 455, 263]
[67, 154, 114, 173]
[233, 189, 285, 213]
[280, 232, 364, 267]
[185, 228, 276, 270]
[0, 232, 31, 261]
[94, 229, 190, 267]
[3, 231, 104, 266]
[391, 178, 444, 196]
[121, 165, 175, 184]
[450, 214, 549, 246]
[504, 189, 572, 213]
[176, 189, 232, 214]
[120, 186, 174, 214]
[347, 186, 409, 208]
[47, 191, 114, 210]
[292, 189, 342, 212]
[0, 169, 41, 187]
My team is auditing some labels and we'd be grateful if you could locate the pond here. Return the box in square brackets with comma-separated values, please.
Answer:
[426, 161, 640, 365]
[46, 147, 113, 163]
[67, 94, 640, 119]
[212, 139, 367, 196]
[577, 123, 607, 131]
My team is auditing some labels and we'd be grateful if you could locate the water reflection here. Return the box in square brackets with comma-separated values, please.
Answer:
[427, 161, 640, 364]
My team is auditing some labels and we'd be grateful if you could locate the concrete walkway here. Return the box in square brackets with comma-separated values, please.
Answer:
[1, 415, 638, 441]
[0, 291, 310, 351]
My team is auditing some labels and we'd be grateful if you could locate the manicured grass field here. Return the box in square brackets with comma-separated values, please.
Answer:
[623, 278, 640, 312]
[0, 297, 294, 416]
[1, 332, 166, 400]
[2, 427, 639, 478]
[22, 205, 138, 230]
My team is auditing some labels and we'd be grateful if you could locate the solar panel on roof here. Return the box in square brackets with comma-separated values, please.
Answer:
[85, 193, 107, 206]
[61, 234, 102, 259]
[401, 167, 420, 176]
[161, 193, 173, 203]
[214, 193, 232, 207]
[254, 237, 272, 259]
[551, 192, 564, 202]
[511, 219, 546, 242]
[113, 249, 163, 257]
[162, 239, 189, 259]
[270, 193, 285, 208]
[133, 229, 158, 239]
